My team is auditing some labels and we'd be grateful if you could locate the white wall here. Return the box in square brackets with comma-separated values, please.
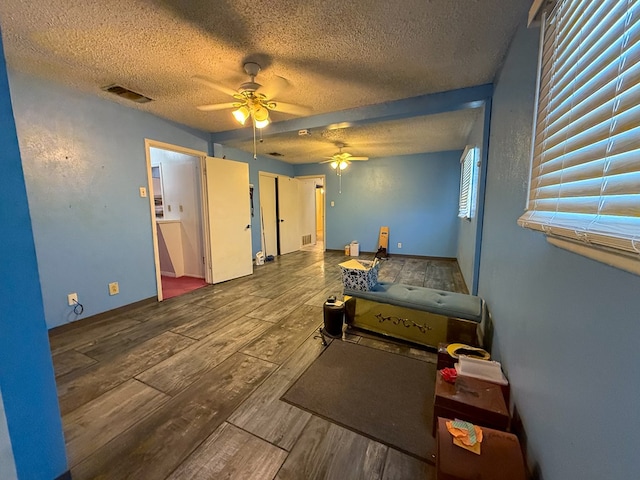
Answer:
[0, 389, 18, 480]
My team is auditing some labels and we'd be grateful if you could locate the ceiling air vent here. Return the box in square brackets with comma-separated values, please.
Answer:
[101, 84, 152, 103]
[268, 152, 284, 157]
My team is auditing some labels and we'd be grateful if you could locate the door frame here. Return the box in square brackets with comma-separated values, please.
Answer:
[258, 173, 327, 257]
[144, 139, 207, 301]
[295, 174, 327, 252]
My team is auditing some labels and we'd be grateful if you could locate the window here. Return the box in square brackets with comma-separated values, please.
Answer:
[459, 146, 477, 219]
[519, 0, 640, 271]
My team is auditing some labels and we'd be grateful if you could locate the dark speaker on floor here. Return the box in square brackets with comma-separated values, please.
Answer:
[323, 296, 345, 337]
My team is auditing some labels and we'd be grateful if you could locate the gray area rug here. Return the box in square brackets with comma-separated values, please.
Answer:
[281, 340, 436, 462]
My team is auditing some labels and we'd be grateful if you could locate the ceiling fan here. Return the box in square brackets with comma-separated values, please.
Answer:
[193, 62, 311, 129]
[319, 143, 369, 194]
[320, 143, 369, 172]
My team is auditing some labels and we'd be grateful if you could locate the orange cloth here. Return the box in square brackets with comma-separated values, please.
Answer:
[446, 419, 483, 455]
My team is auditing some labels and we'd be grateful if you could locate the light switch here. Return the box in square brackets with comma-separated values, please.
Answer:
[139, 187, 147, 198]
[331, 201, 335, 207]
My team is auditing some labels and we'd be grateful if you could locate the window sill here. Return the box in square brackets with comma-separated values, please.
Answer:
[546, 236, 640, 277]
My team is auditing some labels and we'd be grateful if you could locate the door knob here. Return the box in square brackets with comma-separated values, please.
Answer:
[246, 224, 251, 229]
[280, 219, 285, 222]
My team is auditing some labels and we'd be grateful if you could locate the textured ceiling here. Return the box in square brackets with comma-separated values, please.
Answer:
[225, 108, 483, 163]
[0, 0, 530, 163]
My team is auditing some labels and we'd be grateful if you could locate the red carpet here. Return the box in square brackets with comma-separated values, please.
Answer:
[161, 275, 207, 299]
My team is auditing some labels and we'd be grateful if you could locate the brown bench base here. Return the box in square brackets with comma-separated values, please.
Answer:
[436, 417, 526, 480]
[343, 296, 482, 349]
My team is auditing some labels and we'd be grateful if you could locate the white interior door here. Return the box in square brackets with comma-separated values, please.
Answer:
[202, 156, 253, 283]
[278, 176, 301, 255]
[259, 173, 277, 257]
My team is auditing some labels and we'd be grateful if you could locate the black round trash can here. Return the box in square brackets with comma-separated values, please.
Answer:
[323, 297, 345, 337]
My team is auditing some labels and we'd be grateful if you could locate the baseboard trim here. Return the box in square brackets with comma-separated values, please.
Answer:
[48, 297, 157, 334]
[326, 249, 457, 262]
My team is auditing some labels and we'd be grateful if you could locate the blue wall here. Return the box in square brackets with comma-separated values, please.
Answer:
[457, 107, 485, 292]
[479, 19, 640, 480]
[8, 70, 210, 328]
[296, 152, 461, 257]
[0, 33, 68, 478]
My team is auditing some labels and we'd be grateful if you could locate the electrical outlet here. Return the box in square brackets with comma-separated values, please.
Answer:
[68, 293, 78, 306]
[397, 242, 402, 248]
[108, 282, 119, 296]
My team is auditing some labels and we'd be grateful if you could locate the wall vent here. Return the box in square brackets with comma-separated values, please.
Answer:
[302, 234, 312, 246]
[268, 152, 284, 157]
[101, 84, 153, 103]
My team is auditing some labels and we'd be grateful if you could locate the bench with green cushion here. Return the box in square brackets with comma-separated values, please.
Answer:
[344, 282, 490, 350]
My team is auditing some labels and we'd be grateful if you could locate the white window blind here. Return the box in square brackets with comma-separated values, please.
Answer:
[518, 0, 640, 257]
[459, 146, 477, 219]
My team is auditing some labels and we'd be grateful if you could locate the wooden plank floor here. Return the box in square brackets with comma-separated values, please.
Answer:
[49, 251, 467, 479]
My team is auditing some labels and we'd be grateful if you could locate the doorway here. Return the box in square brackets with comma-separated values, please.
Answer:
[258, 173, 325, 257]
[299, 176, 325, 253]
[145, 140, 207, 300]
[258, 173, 302, 257]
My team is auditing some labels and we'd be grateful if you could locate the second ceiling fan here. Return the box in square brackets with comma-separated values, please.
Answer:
[320, 143, 369, 193]
[320, 143, 369, 173]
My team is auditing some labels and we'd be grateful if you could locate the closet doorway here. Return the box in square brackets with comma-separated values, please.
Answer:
[298, 176, 325, 253]
[258, 173, 301, 256]
[258, 173, 325, 257]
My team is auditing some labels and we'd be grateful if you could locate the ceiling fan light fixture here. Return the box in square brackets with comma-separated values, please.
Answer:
[255, 117, 270, 129]
[232, 106, 250, 125]
[339, 161, 348, 170]
[330, 161, 339, 169]
[253, 104, 269, 122]
[253, 103, 270, 128]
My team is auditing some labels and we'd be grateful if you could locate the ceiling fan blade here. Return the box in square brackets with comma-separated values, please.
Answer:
[256, 75, 289, 100]
[196, 102, 238, 112]
[319, 159, 336, 164]
[270, 101, 312, 116]
[192, 75, 238, 97]
[348, 157, 369, 161]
